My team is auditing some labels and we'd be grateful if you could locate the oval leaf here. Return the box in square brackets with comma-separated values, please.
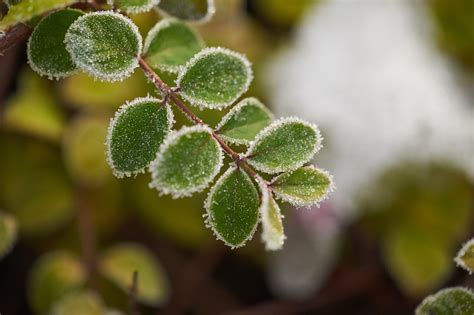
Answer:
[205, 167, 260, 248]
[416, 287, 474, 315]
[157, 0, 215, 23]
[107, 0, 159, 14]
[216, 97, 273, 145]
[455, 238, 474, 274]
[0, 0, 76, 31]
[144, 18, 204, 73]
[271, 166, 334, 207]
[28, 251, 85, 314]
[27, 9, 84, 79]
[52, 291, 106, 315]
[65, 11, 142, 82]
[246, 117, 322, 174]
[100, 243, 169, 306]
[257, 180, 285, 251]
[177, 47, 253, 109]
[106, 97, 174, 178]
[0, 212, 17, 259]
[150, 125, 223, 198]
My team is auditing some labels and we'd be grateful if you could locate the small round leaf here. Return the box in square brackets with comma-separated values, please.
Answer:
[257, 180, 285, 251]
[271, 166, 334, 207]
[28, 251, 85, 315]
[106, 97, 174, 178]
[157, 0, 215, 23]
[65, 11, 142, 82]
[107, 0, 159, 14]
[27, 9, 84, 79]
[177, 47, 253, 109]
[52, 291, 106, 315]
[216, 97, 273, 145]
[99, 243, 169, 306]
[205, 167, 260, 248]
[246, 117, 322, 174]
[0, 212, 17, 259]
[455, 238, 474, 274]
[149, 125, 223, 198]
[416, 287, 474, 315]
[144, 18, 204, 73]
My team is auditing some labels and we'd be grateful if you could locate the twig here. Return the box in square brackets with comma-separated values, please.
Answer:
[129, 270, 140, 315]
[0, 23, 31, 55]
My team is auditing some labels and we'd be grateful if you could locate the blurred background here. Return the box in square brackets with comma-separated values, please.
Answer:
[0, 0, 473, 314]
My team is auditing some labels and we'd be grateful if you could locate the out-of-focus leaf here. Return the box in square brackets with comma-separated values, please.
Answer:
[63, 116, 111, 186]
[51, 291, 106, 315]
[99, 243, 169, 306]
[251, 0, 318, 29]
[4, 69, 65, 142]
[455, 238, 474, 274]
[0, 133, 74, 236]
[0, 212, 17, 259]
[157, 0, 215, 23]
[0, 0, 76, 31]
[28, 251, 85, 315]
[260, 191, 285, 251]
[107, 0, 159, 14]
[416, 287, 474, 315]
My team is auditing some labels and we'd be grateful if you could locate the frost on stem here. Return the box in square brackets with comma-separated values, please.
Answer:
[156, 0, 215, 24]
[176, 47, 253, 109]
[246, 117, 323, 174]
[107, 0, 160, 14]
[149, 125, 223, 198]
[204, 166, 260, 249]
[106, 96, 174, 178]
[65, 11, 142, 82]
[455, 238, 474, 274]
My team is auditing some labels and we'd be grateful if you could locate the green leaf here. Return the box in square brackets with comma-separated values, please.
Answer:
[157, 0, 215, 23]
[257, 180, 285, 251]
[6, 0, 23, 6]
[177, 47, 253, 109]
[28, 251, 85, 315]
[51, 291, 106, 315]
[107, 0, 159, 14]
[205, 167, 260, 248]
[99, 243, 169, 306]
[455, 238, 474, 274]
[144, 18, 204, 73]
[65, 11, 142, 82]
[416, 287, 474, 315]
[27, 9, 84, 79]
[271, 166, 334, 207]
[0, 0, 76, 31]
[63, 116, 111, 186]
[149, 125, 223, 198]
[216, 97, 273, 145]
[106, 97, 173, 178]
[0, 212, 17, 259]
[246, 117, 322, 174]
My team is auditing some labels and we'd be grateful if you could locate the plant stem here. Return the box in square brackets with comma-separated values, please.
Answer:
[129, 270, 139, 315]
[138, 57, 263, 183]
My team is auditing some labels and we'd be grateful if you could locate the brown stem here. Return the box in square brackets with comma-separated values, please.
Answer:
[129, 271, 140, 315]
[0, 23, 32, 55]
[137, 57, 266, 184]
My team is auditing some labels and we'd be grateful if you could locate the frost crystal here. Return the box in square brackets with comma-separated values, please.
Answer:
[107, 0, 160, 14]
[455, 238, 474, 274]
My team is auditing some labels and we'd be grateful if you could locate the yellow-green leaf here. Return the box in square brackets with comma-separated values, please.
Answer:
[0, 212, 17, 259]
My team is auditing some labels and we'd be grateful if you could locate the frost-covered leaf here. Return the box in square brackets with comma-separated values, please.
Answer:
[216, 97, 273, 145]
[205, 167, 259, 248]
[144, 18, 204, 73]
[271, 166, 334, 207]
[149, 125, 223, 198]
[106, 97, 173, 178]
[246, 117, 322, 174]
[416, 287, 474, 315]
[0, 212, 17, 259]
[157, 0, 215, 23]
[28, 251, 85, 315]
[257, 180, 285, 251]
[51, 291, 106, 315]
[0, 0, 76, 31]
[63, 116, 111, 186]
[65, 11, 142, 82]
[27, 9, 83, 79]
[100, 243, 169, 306]
[455, 238, 474, 274]
[107, 0, 159, 14]
[177, 47, 253, 109]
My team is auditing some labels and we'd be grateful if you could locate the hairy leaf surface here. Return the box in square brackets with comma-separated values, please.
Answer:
[107, 0, 159, 14]
[416, 287, 474, 315]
